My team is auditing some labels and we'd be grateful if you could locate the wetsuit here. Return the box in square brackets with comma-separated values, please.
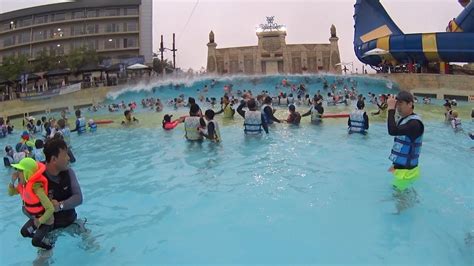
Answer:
[44, 168, 83, 229]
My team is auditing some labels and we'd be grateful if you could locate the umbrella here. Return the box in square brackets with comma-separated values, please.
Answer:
[127, 63, 150, 70]
[362, 48, 389, 58]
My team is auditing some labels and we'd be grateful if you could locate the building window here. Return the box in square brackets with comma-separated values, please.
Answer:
[87, 9, 99, 18]
[1, 23, 10, 31]
[52, 13, 66, 21]
[70, 40, 84, 50]
[51, 44, 64, 56]
[33, 47, 48, 57]
[33, 29, 47, 41]
[104, 38, 119, 49]
[86, 24, 98, 34]
[71, 25, 84, 36]
[72, 10, 85, 19]
[102, 8, 120, 17]
[125, 21, 138, 32]
[19, 47, 30, 57]
[123, 37, 137, 48]
[125, 7, 138, 15]
[3, 35, 15, 47]
[18, 32, 30, 44]
[51, 28, 65, 38]
[34, 15, 48, 24]
[85, 39, 98, 50]
[105, 23, 118, 33]
[18, 17, 32, 27]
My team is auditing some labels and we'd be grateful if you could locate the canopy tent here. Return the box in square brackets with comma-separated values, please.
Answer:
[45, 69, 71, 77]
[127, 63, 150, 70]
[77, 64, 104, 73]
[362, 48, 389, 58]
[14, 73, 40, 82]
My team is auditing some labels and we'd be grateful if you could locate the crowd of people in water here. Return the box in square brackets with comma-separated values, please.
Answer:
[1, 77, 473, 253]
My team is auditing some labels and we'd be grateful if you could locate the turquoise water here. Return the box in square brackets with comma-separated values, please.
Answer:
[1, 75, 473, 265]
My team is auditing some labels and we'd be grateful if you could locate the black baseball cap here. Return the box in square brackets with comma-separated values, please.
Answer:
[395, 91, 414, 103]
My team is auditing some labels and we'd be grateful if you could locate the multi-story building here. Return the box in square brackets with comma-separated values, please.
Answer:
[0, 0, 153, 66]
[207, 17, 341, 75]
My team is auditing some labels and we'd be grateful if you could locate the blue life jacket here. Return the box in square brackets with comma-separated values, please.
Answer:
[348, 109, 366, 134]
[389, 114, 423, 167]
[89, 122, 97, 132]
[76, 117, 86, 134]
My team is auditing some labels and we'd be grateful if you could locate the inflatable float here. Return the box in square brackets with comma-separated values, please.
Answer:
[322, 113, 350, 118]
[94, 120, 114, 124]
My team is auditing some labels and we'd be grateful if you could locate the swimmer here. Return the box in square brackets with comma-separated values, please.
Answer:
[199, 109, 221, 142]
[348, 100, 369, 134]
[162, 114, 184, 130]
[286, 104, 301, 126]
[237, 98, 269, 135]
[9, 158, 55, 250]
[121, 110, 139, 125]
[450, 110, 462, 131]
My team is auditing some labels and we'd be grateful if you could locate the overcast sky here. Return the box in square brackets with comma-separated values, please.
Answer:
[1, 0, 463, 71]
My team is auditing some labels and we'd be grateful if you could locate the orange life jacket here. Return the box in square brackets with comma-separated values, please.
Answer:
[17, 162, 48, 216]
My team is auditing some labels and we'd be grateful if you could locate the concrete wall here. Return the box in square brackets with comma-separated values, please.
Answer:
[0, 86, 117, 118]
[378, 73, 474, 101]
[139, 0, 153, 65]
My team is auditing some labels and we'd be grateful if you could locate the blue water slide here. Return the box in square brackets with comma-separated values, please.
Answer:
[454, 1, 474, 32]
[354, 0, 474, 66]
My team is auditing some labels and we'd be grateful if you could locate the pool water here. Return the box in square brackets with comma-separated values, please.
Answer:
[1, 74, 473, 265]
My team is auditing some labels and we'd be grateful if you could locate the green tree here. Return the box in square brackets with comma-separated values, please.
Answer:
[0, 55, 30, 80]
[153, 58, 174, 74]
[66, 47, 99, 73]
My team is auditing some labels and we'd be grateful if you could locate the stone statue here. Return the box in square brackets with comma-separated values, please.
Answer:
[330, 24, 337, 38]
[209, 31, 215, 43]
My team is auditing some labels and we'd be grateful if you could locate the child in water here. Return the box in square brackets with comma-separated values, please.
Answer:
[9, 158, 55, 250]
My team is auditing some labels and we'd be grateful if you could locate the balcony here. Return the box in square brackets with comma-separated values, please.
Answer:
[0, 14, 139, 34]
[0, 31, 139, 52]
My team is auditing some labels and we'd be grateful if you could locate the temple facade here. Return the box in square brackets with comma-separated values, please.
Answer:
[207, 17, 341, 75]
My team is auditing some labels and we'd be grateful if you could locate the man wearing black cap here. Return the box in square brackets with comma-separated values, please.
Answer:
[386, 91, 424, 193]
[348, 100, 369, 134]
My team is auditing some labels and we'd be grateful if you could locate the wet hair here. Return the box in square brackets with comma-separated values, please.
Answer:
[190, 104, 200, 115]
[44, 138, 68, 163]
[36, 120, 42, 126]
[5, 145, 13, 153]
[57, 119, 66, 129]
[289, 104, 296, 112]
[75, 109, 81, 117]
[188, 97, 196, 105]
[41, 116, 47, 123]
[205, 109, 215, 120]
[35, 139, 44, 149]
[124, 110, 131, 117]
[356, 100, 365, 110]
[247, 99, 257, 110]
[264, 96, 272, 104]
